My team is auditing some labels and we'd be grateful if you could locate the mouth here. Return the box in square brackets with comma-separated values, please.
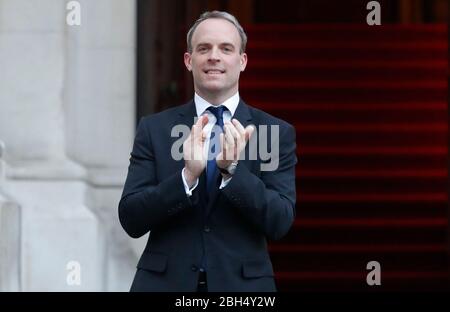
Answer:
[203, 69, 225, 75]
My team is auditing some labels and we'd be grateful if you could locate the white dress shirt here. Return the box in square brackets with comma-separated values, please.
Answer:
[182, 92, 240, 196]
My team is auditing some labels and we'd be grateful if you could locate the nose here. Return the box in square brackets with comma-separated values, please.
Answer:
[208, 47, 220, 62]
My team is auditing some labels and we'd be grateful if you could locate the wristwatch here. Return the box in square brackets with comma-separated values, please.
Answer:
[219, 161, 238, 175]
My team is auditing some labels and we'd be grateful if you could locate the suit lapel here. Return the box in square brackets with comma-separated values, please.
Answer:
[176, 99, 197, 128]
[231, 99, 254, 169]
[171, 100, 197, 173]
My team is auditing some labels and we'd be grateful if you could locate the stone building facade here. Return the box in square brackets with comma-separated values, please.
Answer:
[0, 0, 144, 291]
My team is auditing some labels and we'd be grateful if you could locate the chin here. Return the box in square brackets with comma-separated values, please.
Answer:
[201, 82, 225, 92]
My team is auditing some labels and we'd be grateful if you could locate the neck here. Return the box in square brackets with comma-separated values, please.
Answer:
[195, 88, 238, 106]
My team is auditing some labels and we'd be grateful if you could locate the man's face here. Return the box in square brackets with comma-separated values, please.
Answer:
[184, 18, 247, 101]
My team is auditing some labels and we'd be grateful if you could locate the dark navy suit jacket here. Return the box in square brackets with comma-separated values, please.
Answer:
[118, 99, 297, 292]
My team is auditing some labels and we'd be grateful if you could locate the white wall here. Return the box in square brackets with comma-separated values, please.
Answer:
[0, 0, 141, 291]
[0, 142, 20, 291]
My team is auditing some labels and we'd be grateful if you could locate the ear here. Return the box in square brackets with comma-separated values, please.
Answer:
[240, 53, 248, 72]
[184, 52, 192, 71]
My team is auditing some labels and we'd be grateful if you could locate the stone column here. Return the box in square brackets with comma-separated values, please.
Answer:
[0, 141, 21, 292]
[0, 0, 102, 291]
[0, 0, 142, 291]
[64, 0, 143, 291]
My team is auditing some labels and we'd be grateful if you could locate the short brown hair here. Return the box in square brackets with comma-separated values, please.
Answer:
[186, 11, 247, 54]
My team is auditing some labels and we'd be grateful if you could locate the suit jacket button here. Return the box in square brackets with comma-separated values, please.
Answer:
[204, 226, 211, 233]
[191, 265, 198, 272]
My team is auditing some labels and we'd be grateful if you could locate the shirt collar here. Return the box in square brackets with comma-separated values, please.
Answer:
[194, 92, 240, 117]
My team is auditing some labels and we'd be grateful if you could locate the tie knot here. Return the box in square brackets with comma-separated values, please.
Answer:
[207, 105, 226, 120]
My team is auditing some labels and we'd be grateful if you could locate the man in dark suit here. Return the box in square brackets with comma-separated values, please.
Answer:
[119, 11, 297, 292]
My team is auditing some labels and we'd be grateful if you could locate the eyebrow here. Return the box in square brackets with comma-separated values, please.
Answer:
[196, 42, 236, 48]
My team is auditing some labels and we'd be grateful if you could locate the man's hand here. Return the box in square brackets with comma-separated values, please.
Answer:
[216, 119, 254, 170]
[183, 115, 209, 187]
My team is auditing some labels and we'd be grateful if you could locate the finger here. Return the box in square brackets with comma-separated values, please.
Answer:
[224, 125, 235, 161]
[225, 122, 240, 142]
[189, 124, 198, 142]
[192, 115, 208, 140]
[190, 119, 199, 139]
[227, 123, 241, 159]
[219, 133, 225, 161]
[200, 114, 209, 128]
[220, 132, 224, 151]
[231, 119, 246, 138]
[244, 125, 255, 142]
[192, 126, 201, 141]
[229, 120, 248, 157]
[224, 124, 236, 147]
[194, 115, 205, 127]
[200, 128, 207, 143]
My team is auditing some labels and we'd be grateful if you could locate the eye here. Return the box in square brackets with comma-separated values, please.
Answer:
[198, 46, 208, 53]
[223, 46, 232, 52]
